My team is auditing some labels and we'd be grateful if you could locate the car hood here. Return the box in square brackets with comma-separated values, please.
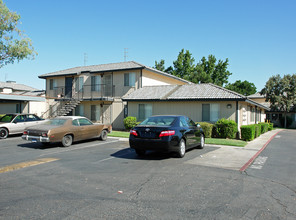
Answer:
[0, 122, 10, 125]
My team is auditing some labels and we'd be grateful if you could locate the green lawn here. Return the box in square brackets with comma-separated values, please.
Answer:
[205, 138, 247, 147]
[109, 130, 130, 138]
[109, 131, 248, 147]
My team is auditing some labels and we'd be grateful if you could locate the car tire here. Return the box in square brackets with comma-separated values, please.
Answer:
[99, 130, 108, 141]
[135, 149, 146, 156]
[177, 139, 186, 158]
[62, 134, 73, 147]
[0, 128, 8, 139]
[197, 134, 205, 149]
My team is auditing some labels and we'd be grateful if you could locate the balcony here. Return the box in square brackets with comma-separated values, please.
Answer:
[53, 84, 115, 101]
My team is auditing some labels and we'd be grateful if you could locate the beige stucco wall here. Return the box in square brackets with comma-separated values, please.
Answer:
[128, 101, 237, 123]
[0, 103, 19, 114]
[127, 100, 267, 131]
[29, 101, 47, 117]
[142, 69, 187, 87]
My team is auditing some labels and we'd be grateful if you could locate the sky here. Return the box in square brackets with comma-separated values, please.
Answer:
[1, 0, 296, 91]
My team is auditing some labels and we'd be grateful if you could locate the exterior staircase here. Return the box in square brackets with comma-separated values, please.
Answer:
[56, 99, 81, 116]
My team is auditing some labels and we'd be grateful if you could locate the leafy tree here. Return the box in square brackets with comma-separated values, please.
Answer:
[225, 80, 257, 96]
[260, 74, 296, 128]
[153, 49, 232, 87]
[172, 49, 195, 79]
[0, 0, 36, 68]
[154, 59, 165, 72]
[194, 55, 232, 87]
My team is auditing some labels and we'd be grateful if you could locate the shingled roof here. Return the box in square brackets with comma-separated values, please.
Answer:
[0, 81, 37, 91]
[38, 61, 190, 84]
[122, 83, 270, 110]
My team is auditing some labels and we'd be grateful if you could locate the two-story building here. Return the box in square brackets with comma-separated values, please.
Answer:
[39, 61, 189, 129]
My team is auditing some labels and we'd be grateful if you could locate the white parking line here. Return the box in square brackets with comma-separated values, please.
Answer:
[39, 140, 119, 157]
[250, 156, 268, 169]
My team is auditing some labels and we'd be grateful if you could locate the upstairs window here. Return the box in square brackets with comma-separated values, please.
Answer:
[124, 73, 136, 87]
[91, 75, 101, 91]
[75, 77, 84, 92]
[49, 79, 57, 90]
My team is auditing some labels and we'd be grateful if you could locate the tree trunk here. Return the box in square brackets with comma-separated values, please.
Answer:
[284, 112, 287, 128]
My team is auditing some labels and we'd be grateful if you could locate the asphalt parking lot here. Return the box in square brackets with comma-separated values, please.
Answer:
[0, 130, 295, 220]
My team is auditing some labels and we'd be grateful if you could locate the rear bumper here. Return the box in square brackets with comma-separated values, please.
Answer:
[22, 135, 50, 143]
[129, 136, 179, 153]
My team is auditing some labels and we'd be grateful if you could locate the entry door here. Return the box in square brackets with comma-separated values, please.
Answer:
[65, 77, 73, 98]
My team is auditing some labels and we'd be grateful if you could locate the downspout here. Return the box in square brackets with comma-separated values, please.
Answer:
[255, 106, 258, 124]
[140, 69, 143, 89]
[236, 101, 239, 138]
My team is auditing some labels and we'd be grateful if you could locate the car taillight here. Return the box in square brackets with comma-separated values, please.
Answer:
[130, 129, 138, 136]
[23, 130, 28, 135]
[159, 130, 175, 137]
[42, 132, 48, 137]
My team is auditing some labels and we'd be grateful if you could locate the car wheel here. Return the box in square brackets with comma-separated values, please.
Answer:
[0, 128, 8, 139]
[177, 139, 186, 158]
[135, 149, 146, 156]
[62, 134, 73, 147]
[198, 134, 205, 149]
[99, 130, 108, 141]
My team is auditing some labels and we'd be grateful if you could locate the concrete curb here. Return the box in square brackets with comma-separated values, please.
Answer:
[239, 130, 281, 172]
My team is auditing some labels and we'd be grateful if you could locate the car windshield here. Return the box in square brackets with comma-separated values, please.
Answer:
[140, 116, 176, 126]
[0, 114, 15, 122]
[46, 118, 67, 126]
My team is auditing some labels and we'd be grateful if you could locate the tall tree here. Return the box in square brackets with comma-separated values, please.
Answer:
[154, 59, 165, 72]
[172, 49, 195, 79]
[194, 55, 232, 87]
[225, 80, 257, 96]
[0, 0, 36, 68]
[261, 74, 296, 128]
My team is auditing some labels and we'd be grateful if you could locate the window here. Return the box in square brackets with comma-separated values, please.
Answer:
[49, 79, 57, 90]
[124, 73, 136, 87]
[202, 104, 220, 122]
[78, 118, 93, 126]
[138, 104, 152, 120]
[91, 105, 101, 121]
[250, 107, 255, 122]
[75, 105, 84, 116]
[91, 75, 101, 91]
[75, 77, 84, 92]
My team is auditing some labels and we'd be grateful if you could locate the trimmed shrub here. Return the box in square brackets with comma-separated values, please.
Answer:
[254, 124, 261, 138]
[123, 116, 138, 130]
[241, 125, 255, 141]
[259, 123, 269, 134]
[268, 123, 273, 131]
[215, 118, 238, 139]
[198, 122, 214, 138]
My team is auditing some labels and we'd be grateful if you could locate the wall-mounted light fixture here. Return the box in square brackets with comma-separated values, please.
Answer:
[227, 104, 232, 109]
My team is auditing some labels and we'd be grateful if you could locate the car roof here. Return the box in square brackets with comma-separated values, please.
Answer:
[53, 116, 86, 120]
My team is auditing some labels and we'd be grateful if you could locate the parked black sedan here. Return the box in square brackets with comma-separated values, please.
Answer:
[129, 115, 205, 158]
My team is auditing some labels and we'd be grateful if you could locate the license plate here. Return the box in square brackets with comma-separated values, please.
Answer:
[31, 139, 37, 143]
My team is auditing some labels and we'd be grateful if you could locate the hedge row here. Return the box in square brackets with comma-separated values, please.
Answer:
[240, 123, 273, 141]
[198, 118, 238, 139]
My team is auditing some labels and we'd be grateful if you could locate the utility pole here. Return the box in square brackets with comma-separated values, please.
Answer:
[124, 48, 128, 62]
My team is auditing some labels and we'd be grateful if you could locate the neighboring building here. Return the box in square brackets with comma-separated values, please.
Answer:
[248, 92, 296, 128]
[123, 84, 270, 131]
[0, 81, 46, 116]
[38, 61, 189, 129]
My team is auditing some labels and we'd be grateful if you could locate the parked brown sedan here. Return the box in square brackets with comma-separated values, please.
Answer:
[22, 116, 112, 147]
